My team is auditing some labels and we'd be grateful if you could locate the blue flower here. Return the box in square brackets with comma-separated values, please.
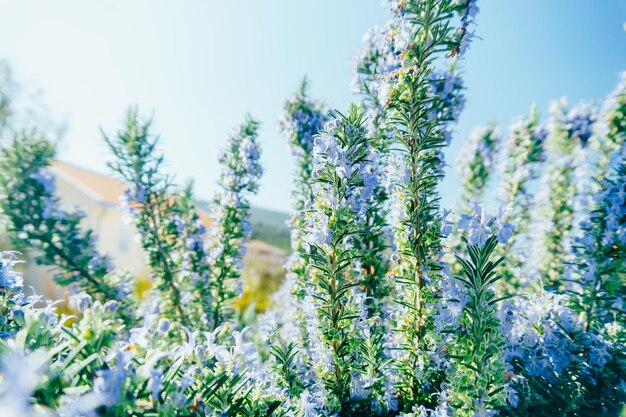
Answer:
[30, 168, 56, 194]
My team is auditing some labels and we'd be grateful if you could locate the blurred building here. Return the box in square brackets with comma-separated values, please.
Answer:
[24, 160, 286, 301]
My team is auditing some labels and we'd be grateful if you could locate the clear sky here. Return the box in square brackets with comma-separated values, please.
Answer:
[0, 0, 625, 212]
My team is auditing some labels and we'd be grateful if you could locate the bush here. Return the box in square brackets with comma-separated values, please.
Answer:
[0, 1, 624, 416]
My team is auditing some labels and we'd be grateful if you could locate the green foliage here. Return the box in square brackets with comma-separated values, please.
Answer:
[104, 109, 190, 327]
[0, 132, 130, 314]
[448, 236, 507, 415]
[457, 121, 500, 205]
[384, 0, 468, 408]
[207, 115, 262, 326]
[301, 106, 377, 413]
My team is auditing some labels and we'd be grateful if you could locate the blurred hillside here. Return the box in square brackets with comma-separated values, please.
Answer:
[249, 206, 290, 251]
[197, 200, 290, 252]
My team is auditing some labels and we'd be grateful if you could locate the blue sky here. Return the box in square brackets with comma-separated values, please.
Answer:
[0, 0, 625, 212]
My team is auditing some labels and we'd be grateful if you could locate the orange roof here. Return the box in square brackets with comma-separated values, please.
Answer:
[48, 161, 283, 256]
[52, 160, 126, 206]
[51, 160, 215, 226]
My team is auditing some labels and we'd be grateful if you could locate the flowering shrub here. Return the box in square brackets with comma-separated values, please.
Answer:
[0, 1, 624, 416]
